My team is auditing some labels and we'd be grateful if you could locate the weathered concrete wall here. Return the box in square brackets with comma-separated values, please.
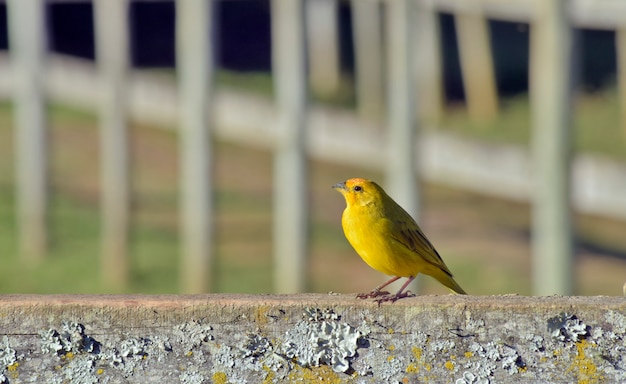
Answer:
[0, 294, 624, 383]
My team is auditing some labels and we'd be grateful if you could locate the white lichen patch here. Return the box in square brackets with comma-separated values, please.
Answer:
[460, 340, 523, 382]
[378, 354, 405, 381]
[456, 370, 491, 384]
[431, 339, 456, 354]
[606, 311, 626, 335]
[62, 356, 98, 384]
[239, 333, 287, 373]
[175, 320, 214, 352]
[40, 321, 99, 355]
[119, 337, 147, 358]
[241, 334, 271, 363]
[101, 335, 174, 378]
[547, 313, 590, 342]
[179, 369, 206, 384]
[0, 337, 19, 368]
[304, 307, 339, 322]
[214, 344, 235, 369]
[523, 334, 545, 353]
[282, 313, 361, 373]
[236, 334, 287, 376]
[0, 337, 22, 384]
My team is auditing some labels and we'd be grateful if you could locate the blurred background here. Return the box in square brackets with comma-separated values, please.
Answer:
[1, 0, 626, 296]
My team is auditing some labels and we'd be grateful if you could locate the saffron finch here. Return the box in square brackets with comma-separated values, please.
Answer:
[333, 178, 466, 303]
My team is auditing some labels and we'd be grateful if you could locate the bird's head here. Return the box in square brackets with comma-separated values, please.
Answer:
[332, 178, 384, 208]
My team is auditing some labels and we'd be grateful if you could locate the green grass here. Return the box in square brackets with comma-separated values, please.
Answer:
[440, 88, 626, 160]
[149, 68, 358, 109]
[1, 82, 626, 295]
[150, 69, 626, 158]
[0, 182, 181, 294]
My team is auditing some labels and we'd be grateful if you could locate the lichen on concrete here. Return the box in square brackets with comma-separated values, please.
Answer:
[282, 308, 361, 373]
[40, 321, 99, 355]
[175, 320, 214, 352]
[179, 368, 206, 384]
[0, 336, 21, 384]
[548, 313, 590, 342]
[62, 357, 98, 384]
[1, 294, 626, 382]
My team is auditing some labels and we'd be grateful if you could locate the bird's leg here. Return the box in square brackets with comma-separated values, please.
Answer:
[374, 276, 417, 304]
[357, 276, 402, 299]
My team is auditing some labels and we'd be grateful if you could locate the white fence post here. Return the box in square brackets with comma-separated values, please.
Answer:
[530, 0, 574, 295]
[617, 28, 626, 139]
[415, 2, 443, 125]
[8, 0, 48, 263]
[306, 0, 341, 98]
[455, 11, 499, 122]
[94, 0, 130, 290]
[351, 0, 384, 121]
[176, 0, 216, 293]
[271, 0, 309, 293]
[385, 0, 421, 292]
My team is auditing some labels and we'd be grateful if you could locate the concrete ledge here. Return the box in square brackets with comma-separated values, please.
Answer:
[0, 294, 624, 383]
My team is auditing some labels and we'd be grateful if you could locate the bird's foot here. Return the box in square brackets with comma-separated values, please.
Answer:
[373, 290, 415, 305]
[356, 290, 390, 299]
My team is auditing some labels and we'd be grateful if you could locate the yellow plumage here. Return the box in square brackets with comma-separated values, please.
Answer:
[333, 178, 466, 302]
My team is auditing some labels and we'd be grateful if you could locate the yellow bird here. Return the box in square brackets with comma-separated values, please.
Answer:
[333, 178, 466, 303]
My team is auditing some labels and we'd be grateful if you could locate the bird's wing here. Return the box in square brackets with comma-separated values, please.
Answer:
[389, 217, 454, 276]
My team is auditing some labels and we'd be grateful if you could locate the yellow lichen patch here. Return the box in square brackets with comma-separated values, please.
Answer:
[262, 365, 276, 384]
[287, 364, 342, 384]
[553, 349, 562, 357]
[388, 345, 396, 351]
[96, 368, 104, 375]
[185, 351, 193, 357]
[7, 362, 18, 379]
[444, 361, 455, 371]
[388, 328, 395, 335]
[464, 351, 474, 359]
[255, 306, 270, 325]
[406, 363, 419, 374]
[411, 347, 422, 360]
[406, 347, 431, 374]
[387, 355, 395, 362]
[212, 371, 229, 384]
[63, 352, 75, 360]
[567, 339, 603, 384]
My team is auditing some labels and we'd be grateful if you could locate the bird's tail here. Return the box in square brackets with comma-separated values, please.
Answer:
[431, 269, 467, 295]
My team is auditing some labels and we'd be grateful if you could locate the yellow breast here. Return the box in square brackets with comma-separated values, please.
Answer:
[341, 206, 421, 277]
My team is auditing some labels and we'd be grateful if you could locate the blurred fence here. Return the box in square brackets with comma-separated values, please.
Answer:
[3, 0, 626, 295]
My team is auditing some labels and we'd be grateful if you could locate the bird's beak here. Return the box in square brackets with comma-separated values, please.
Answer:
[332, 181, 347, 191]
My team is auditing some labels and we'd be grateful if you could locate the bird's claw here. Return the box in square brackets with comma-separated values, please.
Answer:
[373, 290, 415, 305]
[356, 290, 390, 299]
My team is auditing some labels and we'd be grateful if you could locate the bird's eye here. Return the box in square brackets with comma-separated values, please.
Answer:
[353, 185, 362, 192]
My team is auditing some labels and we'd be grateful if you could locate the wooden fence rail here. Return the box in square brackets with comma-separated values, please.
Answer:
[4, 0, 626, 296]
